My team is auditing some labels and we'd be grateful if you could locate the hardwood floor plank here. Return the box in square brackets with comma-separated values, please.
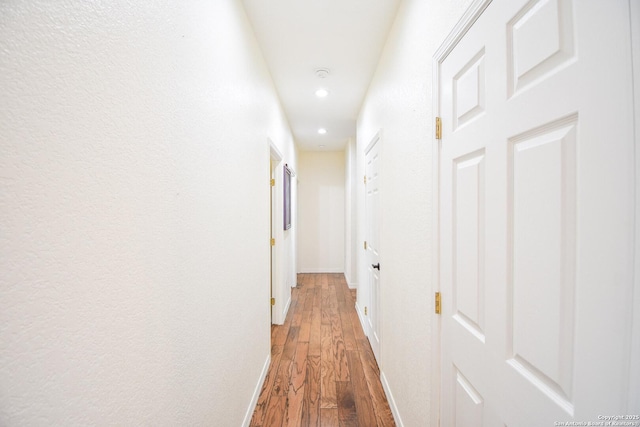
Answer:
[320, 273, 329, 290]
[283, 342, 309, 427]
[302, 273, 311, 287]
[321, 288, 332, 325]
[306, 282, 314, 298]
[340, 309, 357, 351]
[250, 345, 284, 426]
[302, 355, 321, 426]
[330, 281, 338, 302]
[299, 289, 313, 342]
[347, 350, 377, 426]
[309, 290, 322, 356]
[357, 338, 379, 377]
[291, 289, 306, 329]
[320, 324, 337, 408]
[326, 273, 334, 291]
[272, 326, 299, 397]
[263, 394, 286, 427]
[350, 308, 367, 343]
[290, 342, 309, 390]
[336, 381, 358, 427]
[335, 274, 346, 290]
[334, 278, 347, 309]
[320, 408, 339, 427]
[330, 308, 350, 382]
[272, 325, 286, 347]
[360, 343, 395, 426]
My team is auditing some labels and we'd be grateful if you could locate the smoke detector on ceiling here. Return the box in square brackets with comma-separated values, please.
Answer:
[315, 68, 330, 79]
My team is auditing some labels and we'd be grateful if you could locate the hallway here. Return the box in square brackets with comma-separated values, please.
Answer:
[1, 1, 638, 425]
[251, 274, 394, 426]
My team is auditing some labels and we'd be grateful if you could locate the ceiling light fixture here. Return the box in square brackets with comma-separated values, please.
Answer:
[315, 68, 330, 79]
[318, 128, 327, 135]
[315, 88, 329, 98]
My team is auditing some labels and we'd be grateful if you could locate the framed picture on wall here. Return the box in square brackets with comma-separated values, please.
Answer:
[284, 164, 292, 230]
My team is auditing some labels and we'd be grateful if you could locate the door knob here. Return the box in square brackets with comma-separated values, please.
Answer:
[372, 263, 380, 270]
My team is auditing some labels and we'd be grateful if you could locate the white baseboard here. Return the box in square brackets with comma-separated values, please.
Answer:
[281, 295, 291, 323]
[345, 276, 358, 290]
[273, 294, 291, 325]
[242, 352, 271, 427]
[355, 302, 369, 338]
[381, 370, 404, 427]
[298, 268, 344, 273]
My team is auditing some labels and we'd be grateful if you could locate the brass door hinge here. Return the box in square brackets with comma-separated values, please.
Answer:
[271, 298, 275, 306]
[435, 117, 442, 139]
[364, 306, 368, 316]
[270, 178, 275, 187]
[364, 175, 367, 184]
[271, 238, 275, 246]
[435, 292, 442, 314]
[364, 241, 367, 250]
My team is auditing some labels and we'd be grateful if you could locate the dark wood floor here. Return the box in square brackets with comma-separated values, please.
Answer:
[250, 273, 395, 427]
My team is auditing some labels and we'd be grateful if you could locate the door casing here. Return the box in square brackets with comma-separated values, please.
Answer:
[269, 139, 285, 325]
[430, 3, 492, 424]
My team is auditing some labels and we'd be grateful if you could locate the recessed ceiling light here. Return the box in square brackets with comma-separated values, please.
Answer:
[318, 128, 327, 135]
[315, 88, 329, 98]
[319, 145, 325, 148]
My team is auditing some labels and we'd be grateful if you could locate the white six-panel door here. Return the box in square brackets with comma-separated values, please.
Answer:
[365, 134, 381, 361]
[439, 0, 636, 425]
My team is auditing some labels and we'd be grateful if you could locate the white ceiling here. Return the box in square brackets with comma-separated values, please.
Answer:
[242, 0, 401, 152]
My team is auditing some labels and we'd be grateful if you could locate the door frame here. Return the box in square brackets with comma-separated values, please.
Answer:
[431, 2, 492, 425]
[269, 139, 285, 325]
[430, 0, 640, 424]
[630, 0, 640, 411]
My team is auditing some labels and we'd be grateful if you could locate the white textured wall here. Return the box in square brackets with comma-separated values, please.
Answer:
[298, 151, 345, 273]
[356, 0, 472, 425]
[0, 1, 296, 425]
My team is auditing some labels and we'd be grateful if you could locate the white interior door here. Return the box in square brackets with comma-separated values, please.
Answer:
[438, 0, 636, 425]
[365, 134, 381, 361]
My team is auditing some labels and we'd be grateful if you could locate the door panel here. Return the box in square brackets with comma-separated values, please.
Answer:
[454, 369, 484, 427]
[453, 150, 486, 342]
[508, 116, 577, 408]
[440, 0, 635, 424]
[454, 49, 486, 130]
[507, 0, 575, 97]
